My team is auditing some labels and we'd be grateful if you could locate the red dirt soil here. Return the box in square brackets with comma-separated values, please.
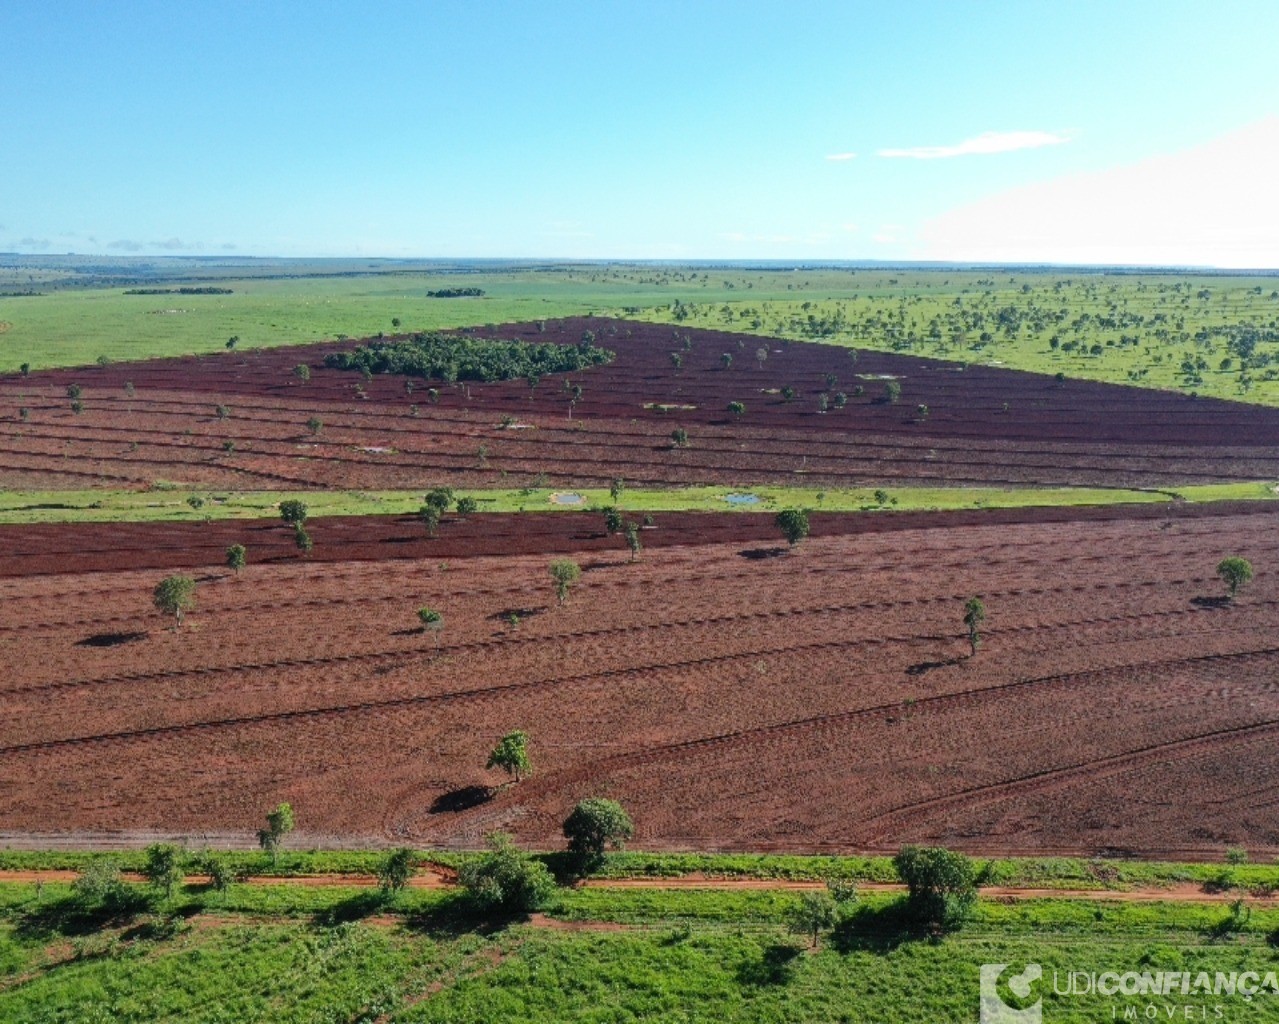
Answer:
[2, 502, 1279, 859]
[3, 318, 1278, 491]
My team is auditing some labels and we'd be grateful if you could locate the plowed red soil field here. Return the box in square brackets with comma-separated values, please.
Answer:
[3, 500, 1279, 858]
[4, 317, 1279, 490]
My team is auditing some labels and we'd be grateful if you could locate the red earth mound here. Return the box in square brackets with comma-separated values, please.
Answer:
[3, 318, 1278, 490]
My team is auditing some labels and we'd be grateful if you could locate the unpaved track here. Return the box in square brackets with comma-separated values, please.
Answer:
[0, 869, 1264, 905]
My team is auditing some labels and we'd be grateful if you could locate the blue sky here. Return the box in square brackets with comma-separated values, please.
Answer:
[3, 1, 1277, 265]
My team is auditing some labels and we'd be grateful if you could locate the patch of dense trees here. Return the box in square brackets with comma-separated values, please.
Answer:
[123, 287, 234, 295]
[426, 287, 485, 298]
[325, 331, 614, 383]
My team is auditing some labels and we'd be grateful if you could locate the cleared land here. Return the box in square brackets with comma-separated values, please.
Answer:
[5, 317, 1279, 493]
[2, 500, 1277, 858]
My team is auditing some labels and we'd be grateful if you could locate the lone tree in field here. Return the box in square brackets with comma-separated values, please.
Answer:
[563, 797, 634, 874]
[756, 346, 768, 369]
[225, 544, 247, 575]
[293, 363, 311, 383]
[143, 843, 185, 899]
[775, 508, 810, 548]
[603, 506, 623, 535]
[963, 597, 986, 656]
[624, 521, 642, 562]
[455, 495, 478, 517]
[670, 427, 689, 448]
[727, 400, 746, 418]
[417, 607, 443, 648]
[279, 499, 308, 527]
[153, 575, 196, 628]
[721, 352, 733, 370]
[377, 847, 416, 896]
[785, 890, 837, 949]
[1217, 557, 1254, 600]
[487, 730, 532, 783]
[893, 845, 977, 932]
[293, 524, 313, 556]
[306, 416, 323, 436]
[609, 478, 626, 505]
[459, 832, 555, 914]
[882, 380, 902, 404]
[257, 802, 295, 865]
[549, 559, 582, 605]
[419, 504, 442, 538]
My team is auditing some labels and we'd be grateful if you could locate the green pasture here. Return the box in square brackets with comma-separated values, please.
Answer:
[0, 481, 1272, 525]
[2, 873, 1279, 1023]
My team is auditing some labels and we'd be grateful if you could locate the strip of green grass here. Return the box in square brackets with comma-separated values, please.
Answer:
[3, 881, 1278, 1024]
[0, 481, 1272, 525]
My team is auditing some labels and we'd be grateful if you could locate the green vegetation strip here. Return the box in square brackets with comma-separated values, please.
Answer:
[3, 879, 1279, 1023]
[0, 482, 1273, 525]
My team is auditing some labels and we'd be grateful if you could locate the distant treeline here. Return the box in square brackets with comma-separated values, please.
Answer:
[325, 331, 613, 383]
[0, 290, 44, 297]
[123, 286, 234, 295]
[426, 287, 485, 298]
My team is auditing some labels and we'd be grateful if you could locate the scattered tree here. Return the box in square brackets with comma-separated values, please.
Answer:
[199, 852, 236, 894]
[417, 607, 444, 648]
[18, 362, 29, 377]
[66, 383, 82, 400]
[563, 797, 634, 874]
[72, 859, 130, 911]
[882, 380, 902, 403]
[377, 847, 416, 895]
[756, 346, 768, 369]
[1217, 557, 1254, 600]
[215, 404, 230, 420]
[306, 416, 323, 436]
[785, 890, 837, 949]
[781, 385, 795, 402]
[832, 391, 848, 409]
[609, 478, 625, 505]
[458, 832, 556, 914]
[963, 597, 986, 656]
[293, 364, 311, 383]
[70, 399, 83, 415]
[603, 506, 623, 535]
[549, 559, 582, 605]
[727, 400, 746, 418]
[893, 845, 977, 932]
[143, 843, 185, 899]
[419, 504, 441, 537]
[225, 544, 247, 574]
[153, 575, 196, 628]
[279, 499, 308, 527]
[624, 521, 642, 562]
[257, 802, 295, 865]
[775, 508, 810, 547]
[487, 730, 532, 783]
[226, 336, 239, 350]
[424, 487, 454, 513]
[721, 352, 733, 369]
[293, 523, 313, 555]
[670, 427, 689, 448]
[456, 495, 478, 517]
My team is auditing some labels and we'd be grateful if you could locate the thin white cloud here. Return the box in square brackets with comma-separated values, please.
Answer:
[916, 117, 1279, 268]
[879, 130, 1069, 160]
[825, 152, 857, 162]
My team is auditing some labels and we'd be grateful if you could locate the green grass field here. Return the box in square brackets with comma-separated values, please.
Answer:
[0, 481, 1272, 525]
[2, 872, 1278, 1023]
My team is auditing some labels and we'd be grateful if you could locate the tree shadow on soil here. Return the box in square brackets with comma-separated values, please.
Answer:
[738, 547, 788, 560]
[905, 655, 965, 677]
[76, 631, 148, 648]
[737, 943, 804, 986]
[403, 895, 519, 939]
[1191, 595, 1231, 609]
[429, 785, 493, 814]
[488, 607, 546, 625]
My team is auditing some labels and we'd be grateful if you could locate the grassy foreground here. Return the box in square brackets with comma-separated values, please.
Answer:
[0, 481, 1273, 525]
[2, 868, 1279, 1023]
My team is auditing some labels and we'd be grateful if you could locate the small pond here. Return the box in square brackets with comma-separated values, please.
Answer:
[549, 492, 586, 505]
[723, 493, 762, 505]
